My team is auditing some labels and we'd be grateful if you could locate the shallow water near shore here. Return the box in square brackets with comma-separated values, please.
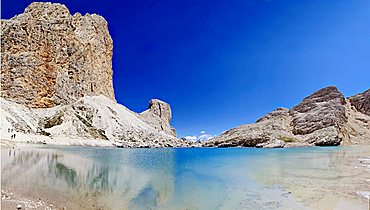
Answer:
[1, 145, 370, 210]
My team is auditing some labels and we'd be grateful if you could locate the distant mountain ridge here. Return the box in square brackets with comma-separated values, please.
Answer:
[204, 86, 370, 148]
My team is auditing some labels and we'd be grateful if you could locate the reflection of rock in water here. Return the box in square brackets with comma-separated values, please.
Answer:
[129, 185, 157, 210]
[48, 156, 78, 187]
[87, 164, 110, 192]
[11, 150, 42, 167]
[1, 147, 176, 209]
[58, 163, 77, 185]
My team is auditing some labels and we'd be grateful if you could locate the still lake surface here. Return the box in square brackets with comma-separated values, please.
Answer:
[2, 145, 370, 209]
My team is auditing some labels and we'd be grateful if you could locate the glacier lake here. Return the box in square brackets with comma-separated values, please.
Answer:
[1, 145, 370, 210]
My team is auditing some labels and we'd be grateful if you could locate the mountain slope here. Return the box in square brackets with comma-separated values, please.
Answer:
[0, 95, 190, 147]
[204, 86, 370, 148]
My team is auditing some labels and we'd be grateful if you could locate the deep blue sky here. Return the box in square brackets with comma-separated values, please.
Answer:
[2, 0, 370, 137]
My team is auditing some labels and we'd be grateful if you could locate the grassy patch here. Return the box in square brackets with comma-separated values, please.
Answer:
[278, 136, 296, 143]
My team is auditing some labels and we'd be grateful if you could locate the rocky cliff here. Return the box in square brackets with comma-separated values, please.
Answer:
[0, 2, 185, 147]
[204, 86, 370, 148]
[1, 2, 115, 108]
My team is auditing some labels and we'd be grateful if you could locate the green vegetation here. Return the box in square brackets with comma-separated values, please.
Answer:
[278, 136, 296, 143]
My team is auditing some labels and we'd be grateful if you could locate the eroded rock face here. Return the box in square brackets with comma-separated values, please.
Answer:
[139, 99, 177, 136]
[289, 86, 346, 135]
[1, 2, 115, 108]
[349, 89, 370, 116]
[204, 107, 294, 147]
[205, 86, 370, 148]
[340, 98, 370, 145]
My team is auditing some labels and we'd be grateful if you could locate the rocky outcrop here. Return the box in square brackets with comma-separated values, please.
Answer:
[205, 86, 370, 148]
[0, 2, 115, 108]
[289, 86, 346, 135]
[288, 86, 346, 146]
[139, 99, 177, 136]
[204, 107, 294, 148]
[349, 89, 370, 116]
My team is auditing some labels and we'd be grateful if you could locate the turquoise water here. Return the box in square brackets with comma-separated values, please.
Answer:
[2, 146, 370, 209]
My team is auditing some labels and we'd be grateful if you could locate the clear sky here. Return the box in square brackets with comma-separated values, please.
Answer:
[2, 0, 370, 138]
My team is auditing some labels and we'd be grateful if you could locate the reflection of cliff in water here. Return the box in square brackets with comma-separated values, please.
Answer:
[1, 147, 176, 209]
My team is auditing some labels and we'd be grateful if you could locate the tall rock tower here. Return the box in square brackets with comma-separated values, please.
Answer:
[1, 2, 115, 108]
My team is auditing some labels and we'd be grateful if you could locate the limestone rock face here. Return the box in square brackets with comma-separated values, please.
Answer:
[139, 99, 177, 136]
[349, 89, 370, 116]
[1, 2, 115, 108]
[205, 86, 370, 148]
[289, 86, 346, 135]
